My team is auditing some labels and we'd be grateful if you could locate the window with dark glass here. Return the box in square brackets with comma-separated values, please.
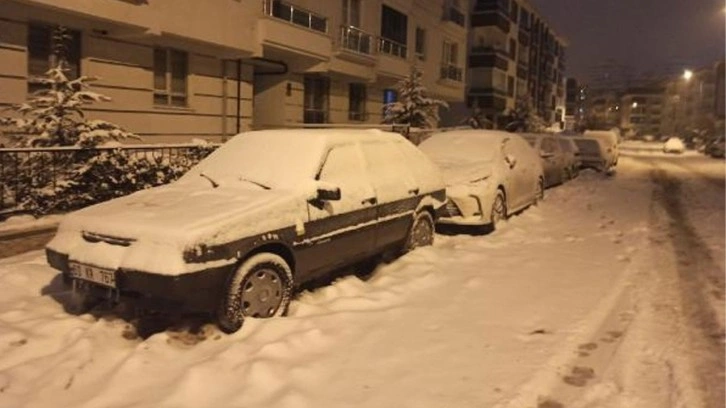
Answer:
[507, 76, 515, 96]
[342, 0, 361, 27]
[348, 83, 367, 121]
[381, 5, 407, 45]
[304, 75, 330, 123]
[509, 38, 517, 60]
[27, 24, 81, 91]
[153, 48, 188, 107]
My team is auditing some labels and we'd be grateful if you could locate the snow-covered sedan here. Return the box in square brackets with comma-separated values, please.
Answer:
[418, 130, 544, 230]
[663, 137, 685, 154]
[520, 133, 569, 187]
[46, 129, 446, 332]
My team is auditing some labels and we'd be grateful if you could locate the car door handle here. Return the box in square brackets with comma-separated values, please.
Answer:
[361, 197, 377, 205]
[408, 188, 419, 195]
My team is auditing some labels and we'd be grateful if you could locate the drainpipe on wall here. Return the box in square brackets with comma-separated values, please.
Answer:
[221, 61, 228, 142]
[236, 58, 242, 135]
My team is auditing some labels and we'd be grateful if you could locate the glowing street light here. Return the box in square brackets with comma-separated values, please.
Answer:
[632, 102, 638, 108]
[683, 69, 693, 81]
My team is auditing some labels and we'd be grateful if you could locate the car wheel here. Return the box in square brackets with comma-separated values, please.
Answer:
[404, 211, 434, 251]
[490, 189, 507, 228]
[218, 253, 293, 334]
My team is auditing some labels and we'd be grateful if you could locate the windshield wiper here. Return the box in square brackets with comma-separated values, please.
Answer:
[200, 172, 219, 188]
[240, 177, 270, 190]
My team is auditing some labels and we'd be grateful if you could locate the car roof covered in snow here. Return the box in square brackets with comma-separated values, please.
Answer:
[181, 129, 407, 190]
[418, 129, 511, 184]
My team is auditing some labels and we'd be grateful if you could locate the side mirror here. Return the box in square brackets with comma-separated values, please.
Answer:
[540, 150, 555, 158]
[316, 186, 341, 201]
[505, 154, 517, 169]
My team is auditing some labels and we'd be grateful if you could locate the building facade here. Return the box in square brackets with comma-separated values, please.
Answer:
[0, 0, 468, 143]
[619, 86, 664, 137]
[465, 0, 566, 128]
[564, 77, 585, 130]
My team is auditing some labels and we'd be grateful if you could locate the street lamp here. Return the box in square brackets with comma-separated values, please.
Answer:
[683, 69, 693, 81]
[632, 102, 638, 108]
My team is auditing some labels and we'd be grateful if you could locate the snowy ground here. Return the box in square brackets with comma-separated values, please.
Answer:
[0, 146, 723, 408]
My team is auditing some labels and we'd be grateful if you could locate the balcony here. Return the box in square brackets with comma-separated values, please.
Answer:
[339, 26, 374, 55]
[440, 64, 463, 82]
[258, 0, 331, 59]
[378, 37, 407, 59]
[470, 45, 509, 57]
[443, 5, 466, 27]
[263, 0, 327, 33]
[468, 54, 508, 70]
[471, 11, 511, 33]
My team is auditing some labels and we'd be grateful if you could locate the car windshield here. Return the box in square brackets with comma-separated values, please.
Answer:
[522, 136, 538, 147]
[419, 131, 500, 183]
[180, 131, 327, 190]
[559, 139, 573, 152]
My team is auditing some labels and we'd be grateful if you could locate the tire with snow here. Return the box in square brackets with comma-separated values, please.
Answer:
[490, 189, 507, 228]
[217, 253, 293, 334]
[404, 211, 434, 252]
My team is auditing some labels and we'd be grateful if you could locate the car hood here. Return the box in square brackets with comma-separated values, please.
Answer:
[435, 158, 494, 186]
[47, 181, 307, 275]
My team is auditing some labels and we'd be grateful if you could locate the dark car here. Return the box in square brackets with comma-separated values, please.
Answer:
[46, 129, 446, 332]
[521, 133, 569, 187]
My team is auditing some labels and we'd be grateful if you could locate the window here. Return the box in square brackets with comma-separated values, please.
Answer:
[415, 27, 426, 60]
[442, 41, 458, 65]
[318, 144, 374, 213]
[509, 38, 517, 60]
[381, 5, 407, 47]
[153, 48, 188, 107]
[507, 76, 515, 97]
[28, 24, 81, 91]
[342, 0, 361, 27]
[304, 75, 330, 123]
[349, 83, 367, 121]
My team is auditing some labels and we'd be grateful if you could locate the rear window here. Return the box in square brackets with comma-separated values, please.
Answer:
[574, 139, 601, 154]
[558, 139, 573, 152]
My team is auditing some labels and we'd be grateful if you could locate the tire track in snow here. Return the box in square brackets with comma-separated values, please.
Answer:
[650, 168, 725, 408]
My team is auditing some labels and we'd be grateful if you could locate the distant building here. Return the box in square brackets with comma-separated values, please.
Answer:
[456, 0, 566, 128]
[564, 77, 586, 130]
[0, 0, 468, 143]
[584, 89, 621, 130]
[661, 61, 725, 137]
[619, 86, 664, 138]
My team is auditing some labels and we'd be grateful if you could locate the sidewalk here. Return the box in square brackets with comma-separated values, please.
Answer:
[0, 215, 62, 258]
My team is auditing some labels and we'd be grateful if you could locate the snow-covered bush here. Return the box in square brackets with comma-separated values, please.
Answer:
[17, 145, 217, 215]
[383, 66, 448, 130]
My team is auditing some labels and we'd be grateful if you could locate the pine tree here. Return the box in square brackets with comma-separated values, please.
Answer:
[383, 66, 448, 129]
[504, 96, 548, 133]
[1, 26, 136, 147]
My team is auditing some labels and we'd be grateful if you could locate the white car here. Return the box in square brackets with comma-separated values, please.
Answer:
[583, 130, 620, 170]
[418, 130, 545, 230]
[46, 129, 446, 332]
[663, 137, 685, 154]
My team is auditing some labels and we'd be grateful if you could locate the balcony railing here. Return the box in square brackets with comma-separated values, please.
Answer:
[263, 0, 327, 33]
[378, 37, 407, 59]
[440, 64, 463, 82]
[443, 6, 466, 27]
[339, 25, 374, 55]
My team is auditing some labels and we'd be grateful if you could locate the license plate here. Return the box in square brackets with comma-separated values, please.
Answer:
[69, 262, 116, 288]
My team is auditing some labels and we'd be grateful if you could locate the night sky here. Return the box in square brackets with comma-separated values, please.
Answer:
[527, 0, 725, 84]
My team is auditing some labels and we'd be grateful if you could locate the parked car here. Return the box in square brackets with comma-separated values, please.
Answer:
[557, 137, 581, 179]
[418, 130, 544, 230]
[663, 137, 685, 154]
[583, 130, 619, 170]
[704, 137, 725, 158]
[572, 137, 610, 172]
[45, 129, 446, 332]
[520, 133, 568, 187]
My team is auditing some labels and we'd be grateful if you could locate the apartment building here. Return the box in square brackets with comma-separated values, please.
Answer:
[0, 0, 467, 143]
[465, 0, 566, 128]
[564, 77, 585, 130]
[619, 86, 664, 137]
[660, 61, 725, 137]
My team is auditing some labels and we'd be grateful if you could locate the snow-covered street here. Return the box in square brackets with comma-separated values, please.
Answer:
[0, 147, 723, 408]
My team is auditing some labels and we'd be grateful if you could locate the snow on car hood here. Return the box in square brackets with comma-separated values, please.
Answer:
[47, 179, 307, 275]
[432, 158, 494, 186]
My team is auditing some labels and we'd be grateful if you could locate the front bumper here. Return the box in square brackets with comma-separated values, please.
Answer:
[46, 248, 234, 312]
